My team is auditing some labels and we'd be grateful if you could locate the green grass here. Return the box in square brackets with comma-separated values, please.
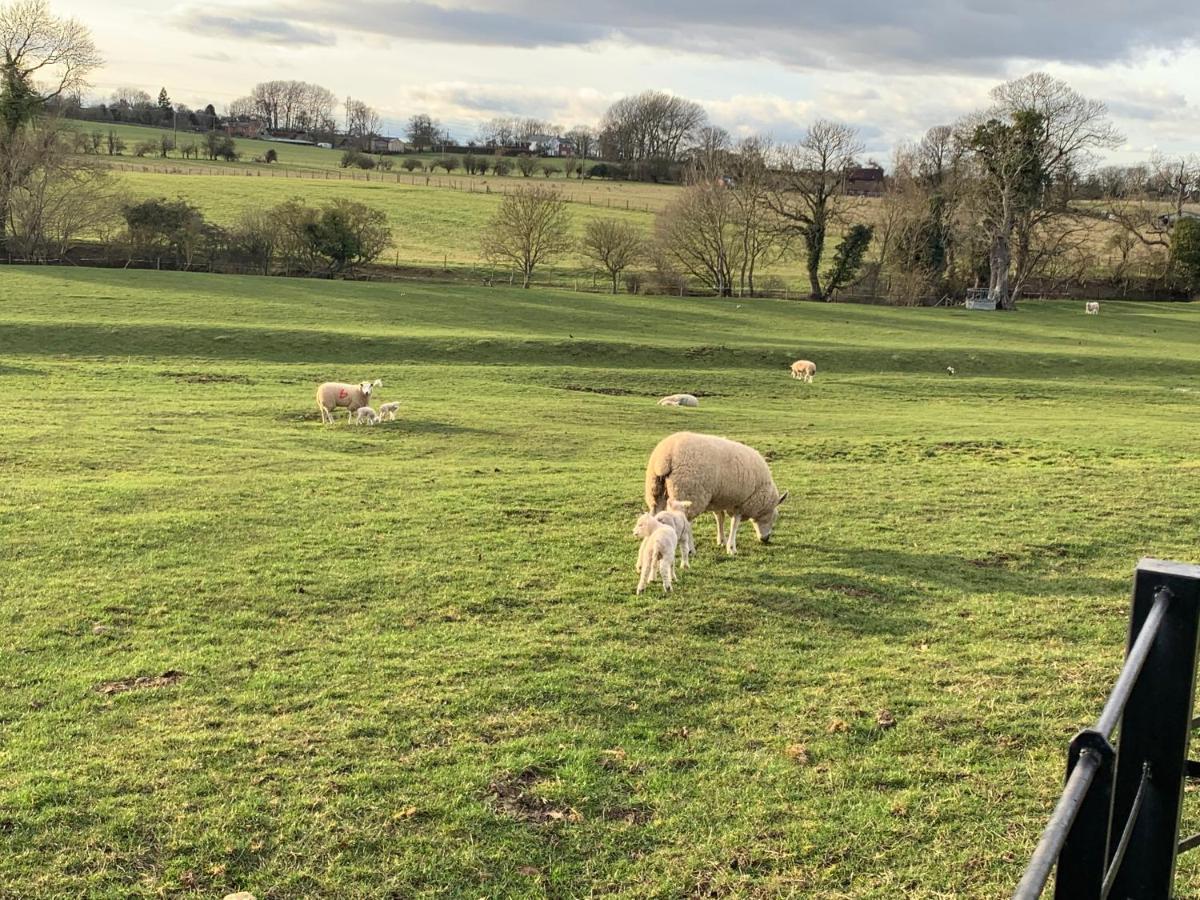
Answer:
[3, 268, 1200, 897]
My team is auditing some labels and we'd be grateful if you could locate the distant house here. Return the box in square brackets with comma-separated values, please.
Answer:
[366, 136, 408, 154]
[846, 165, 885, 196]
[527, 134, 575, 157]
[224, 117, 263, 139]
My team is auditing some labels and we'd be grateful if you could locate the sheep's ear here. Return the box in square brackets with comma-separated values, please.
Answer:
[777, 491, 789, 506]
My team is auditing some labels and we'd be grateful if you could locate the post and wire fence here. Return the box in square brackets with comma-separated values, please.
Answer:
[1014, 558, 1200, 899]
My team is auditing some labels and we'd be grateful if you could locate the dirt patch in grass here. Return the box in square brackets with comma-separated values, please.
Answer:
[487, 767, 580, 825]
[561, 384, 643, 396]
[969, 551, 1019, 569]
[600, 805, 653, 825]
[501, 507, 554, 521]
[94, 670, 186, 695]
[160, 371, 253, 384]
[822, 582, 888, 602]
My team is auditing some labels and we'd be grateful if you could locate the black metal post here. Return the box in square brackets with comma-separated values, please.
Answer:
[1053, 731, 1115, 899]
[1107, 560, 1200, 898]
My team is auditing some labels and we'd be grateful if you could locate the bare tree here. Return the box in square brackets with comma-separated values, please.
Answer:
[727, 137, 787, 295]
[344, 97, 381, 148]
[656, 182, 741, 295]
[1149, 153, 1200, 218]
[407, 114, 443, 152]
[766, 120, 863, 299]
[599, 91, 707, 162]
[481, 185, 573, 288]
[565, 125, 595, 159]
[581, 218, 645, 293]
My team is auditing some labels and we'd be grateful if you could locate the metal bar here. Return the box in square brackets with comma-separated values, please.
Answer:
[1013, 752, 1102, 899]
[1178, 833, 1200, 855]
[1054, 730, 1116, 900]
[1094, 589, 1171, 738]
[1100, 764, 1149, 899]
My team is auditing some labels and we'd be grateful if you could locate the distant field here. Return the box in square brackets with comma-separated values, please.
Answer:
[3, 267, 1200, 897]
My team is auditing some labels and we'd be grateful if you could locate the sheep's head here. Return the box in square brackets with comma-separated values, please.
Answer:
[751, 491, 788, 543]
[359, 381, 374, 398]
[632, 513, 659, 538]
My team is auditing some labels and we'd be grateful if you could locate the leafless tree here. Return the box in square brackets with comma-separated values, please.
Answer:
[727, 137, 787, 295]
[766, 120, 863, 299]
[688, 125, 731, 180]
[580, 218, 645, 293]
[110, 86, 151, 108]
[599, 91, 707, 162]
[656, 182, 741, 295]
[344, 97, 381, 147]
[565, 125, 595, 159]
[1149, 152, 1200, 217]
[481, 185, 573, 288]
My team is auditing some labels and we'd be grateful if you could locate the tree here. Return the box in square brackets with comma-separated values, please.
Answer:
[1173, 218, 1200, 295]
[105, 129, 124, 155]
[581, 218, 645, 293]
[656, 182, 741, 295]
[766, 120, 863, 299]
[962, 72, 1121, 309]
[1149, 153, 1200, 218]
[407, 114, 442, 152]
[302, 198, 390, 276]
[565, 125, 596, 159]
[824, 225, 874, 297]
[726, 137, 787, 295]
[157, 87, 171, 112]
[0, 0, 100, 251]
[516, 154, 536, 177]
[599, 91, 706, 164]
[344, 96, 381, 148]
[121, 197, 207, 269]
[481, 185, 572, 288]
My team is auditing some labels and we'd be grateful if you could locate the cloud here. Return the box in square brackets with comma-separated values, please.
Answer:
[177, 10, 337, 46]
[193, 0, 1200, 76]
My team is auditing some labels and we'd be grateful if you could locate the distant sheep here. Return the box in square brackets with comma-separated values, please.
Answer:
[658, 394, 700, 407]
[353, 407, 380, 425]
[315, 379, 381, 424]
[655, 498, 695, 569]
[790, 360, 816, 382]
[378, 401, 400, 421]
[1086, 302, 1100, 315]
[633, 512, 678, 594]
[646, 431, 787, 555]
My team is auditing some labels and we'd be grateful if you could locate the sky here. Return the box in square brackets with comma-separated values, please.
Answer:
[56, 0, 1200, 163]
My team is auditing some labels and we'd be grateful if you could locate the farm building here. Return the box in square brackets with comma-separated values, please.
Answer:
[846, 164, 885, 196]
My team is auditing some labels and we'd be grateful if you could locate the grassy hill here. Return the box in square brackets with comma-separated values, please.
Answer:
[3, 268, 1200, 896]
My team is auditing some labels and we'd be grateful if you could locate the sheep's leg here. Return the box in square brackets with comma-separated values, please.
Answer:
[726, 515, 742, 555]
[660, 557, 673, 592]
[714, 511, 726, 546]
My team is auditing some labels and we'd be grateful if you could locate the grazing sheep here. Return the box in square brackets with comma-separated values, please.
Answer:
[315, 379, 382, 424]
[790, 360, 817, 382]
[378, 401, 400, 421]
[353, 407, 380, 425]
[633, 512, 678, 594]
[645, 431, 788, 555]
[1086, 302, 1100, 315]
[658, 394, 700, 407]
[655, 498, 695, 569]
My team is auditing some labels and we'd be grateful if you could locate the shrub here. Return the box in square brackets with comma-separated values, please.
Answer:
[539, 162, 556, 178]
[1174, 218, 1200, 295]
[516, 154, 536, 177]
[132, 140, 156, 157]
[825, 224, 874, 298]
[122, 197, 207, 268]
[376, 157, 393, 172]
[433, 156, 456, 173]
[303, 199, 391, 275]
[402, 158, 422, 172]
[264, 148, 278, 164]
[492, 158, 513, 176]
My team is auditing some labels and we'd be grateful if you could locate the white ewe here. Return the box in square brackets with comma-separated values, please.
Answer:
[790, 360, 817, 382]
[633, 512, 678, 594]
[645, 431, 787, 555]
[1086, 302, 1100, 315]
[315, 379, 381, 424]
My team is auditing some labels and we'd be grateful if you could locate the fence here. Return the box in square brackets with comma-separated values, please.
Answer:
[1014, 557, 1200, 899]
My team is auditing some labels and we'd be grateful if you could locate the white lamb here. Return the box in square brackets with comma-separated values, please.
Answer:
[315, 379, 382, 424]
[378, 401, 400, 421]
[633, 512, 678, 594]
[1086, 302, 1100, 315]
[790, 360, 816, 382]
[645, 431, 788, 555]
[658, 394, 700, 407]
[655, 498, 695, 569]
[353, 406, 380, 425]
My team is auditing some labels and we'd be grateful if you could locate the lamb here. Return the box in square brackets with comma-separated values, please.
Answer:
[1086, 302, 1100, 315]
[633, 512, 678, 594]
[790, 360, 817, 382]
[658, 394, 700, 407]
[655, 498, 695, 569]
[378, 401, 400, 421]
[315, 379, 382, 424]
[645, 431, 788, 555]
[353, 406, 380, 425]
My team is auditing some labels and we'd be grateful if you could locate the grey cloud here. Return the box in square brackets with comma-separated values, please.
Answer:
[241, 0, 1200, 75]
[179, 11, 337, 47]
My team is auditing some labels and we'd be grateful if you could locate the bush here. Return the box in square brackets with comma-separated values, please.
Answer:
[1174, 218, 1200, 295]
[402, 158, 422, 172]
[433, 156, 456, 173]
[516, 155, 536, 177]
[122, 198, 207, 268]
[492, 158, 513, 176]
[539, 163, 556, 178]
[341, 149, 375, 169]
[303, 199, 391, 275]
[132, 140, 156, 158]
[264, 148, 278, 164]
[376, 157, 393, 172]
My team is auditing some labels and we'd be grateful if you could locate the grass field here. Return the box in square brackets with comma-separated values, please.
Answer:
[3, 268, 1200, 897]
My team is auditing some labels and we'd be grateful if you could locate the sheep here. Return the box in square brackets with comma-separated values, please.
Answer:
[946, 366, 956, 376]
[790, 360, 817, 382]
[658, 394, 700, 407]
[378, 401, 400, 421]
[633, 512, 678, 594]
[645, 431, 788, 555]
[1086, 301, 1100, 315]
[315, 379, 382, 424]
[353, 406, 380, 425]
[655, 498, 695, 569]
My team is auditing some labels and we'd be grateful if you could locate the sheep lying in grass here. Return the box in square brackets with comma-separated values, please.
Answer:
[658, 394, 700, 407]
[1086, 301, 1100, 315]
[790, 360, 816, 382]
[353, 407, 380, 425]
[655, 499, 695, 569]
[378, 401, 400, 421]
[646, 431, 788, 555]
[316, 379, 382, 424]
[633, 513, 678, 594]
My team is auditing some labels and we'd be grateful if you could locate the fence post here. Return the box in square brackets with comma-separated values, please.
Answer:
[1053, 731, 1115, 899]
[1106, 561, 1200, 897]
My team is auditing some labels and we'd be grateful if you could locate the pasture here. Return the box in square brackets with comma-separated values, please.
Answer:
[2, 268, 1200, 897]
